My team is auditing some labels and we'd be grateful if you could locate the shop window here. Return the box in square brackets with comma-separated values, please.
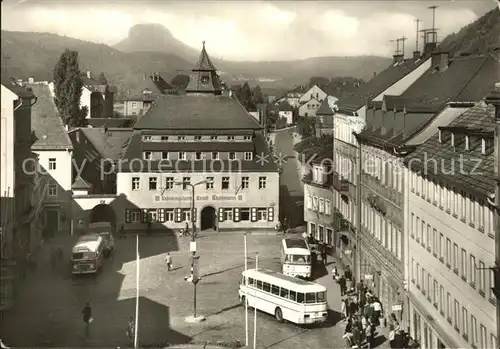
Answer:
[257, 208, 267, 221]
[240, 208, 250, 221]
[223, 208, 233, 221]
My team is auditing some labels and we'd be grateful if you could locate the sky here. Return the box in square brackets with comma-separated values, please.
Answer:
[1, 0, 497, 61]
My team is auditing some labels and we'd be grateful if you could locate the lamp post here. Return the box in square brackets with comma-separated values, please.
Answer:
[174, 178, 213, 321]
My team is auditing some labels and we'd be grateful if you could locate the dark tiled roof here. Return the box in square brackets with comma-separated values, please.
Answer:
[142, 142, 254, 152]
[192, 43, 217, 71]
[80, 128, 133, 160]
[72, 176, 92, 189]
[87, 118, 136, 128]
[317, 99, 334, 115]
[122, 131, 278, 173]
[186, 71, 222, 93]
[28, 84, 73, 150]
[338, 58, 426, 112]
[404, 102, 495, 197]
[133, 95, 262, 130]
[2, 78, 35, 98]
[143, 129, 254, 136]
[277, 102, 293, 111]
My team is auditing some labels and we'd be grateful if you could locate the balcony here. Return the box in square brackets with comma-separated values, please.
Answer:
[302, 170, 333, 189]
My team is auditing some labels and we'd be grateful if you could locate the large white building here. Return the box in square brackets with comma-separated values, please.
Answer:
[404, 100, 498, 349]
[115, 44, 280, 232]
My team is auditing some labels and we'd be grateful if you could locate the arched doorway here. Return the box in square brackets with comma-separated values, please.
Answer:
[90, 204, 116, 226]
[200, 206, 216, 231]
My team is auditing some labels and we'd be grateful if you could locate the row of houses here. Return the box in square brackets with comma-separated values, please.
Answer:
[302, 39, 500, 347]
[0, 43, 280, 309]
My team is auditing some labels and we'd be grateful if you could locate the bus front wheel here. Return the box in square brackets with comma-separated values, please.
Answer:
[275, 307, 284, 322]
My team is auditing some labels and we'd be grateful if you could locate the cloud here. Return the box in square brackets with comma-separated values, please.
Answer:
[0, 2, 482, 60]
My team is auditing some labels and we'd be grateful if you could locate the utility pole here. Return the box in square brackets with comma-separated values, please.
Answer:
[134, 234, 140, 349]
[399, 36, 407, 57]
[415, 19, 421, 52]
[429, 5, 439, 43]
[244, 233, 249, 346]
[253, 253, 259, 349]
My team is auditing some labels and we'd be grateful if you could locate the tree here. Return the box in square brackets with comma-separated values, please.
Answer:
[251, 85, 264, 105]
[53, 49, 86, 127]
[309, 76, 329, 89]
[97, 72, 108, 85]
[296, 115, 316, 138]
[171, 74, 190, 89]
[238, 82, 255, 110]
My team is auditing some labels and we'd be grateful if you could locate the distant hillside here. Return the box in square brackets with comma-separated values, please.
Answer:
[439, 7, 500, 56]
[1, 30, 192, 96]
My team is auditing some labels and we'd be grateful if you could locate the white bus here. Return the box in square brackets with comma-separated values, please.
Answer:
[71, 234, 105, 274]
[87, 222, 115, 256]
[281, 238, 312, 279]
[239, 269, 328, 324]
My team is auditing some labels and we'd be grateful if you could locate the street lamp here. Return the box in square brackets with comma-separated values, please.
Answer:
[173, 178, 213, 321]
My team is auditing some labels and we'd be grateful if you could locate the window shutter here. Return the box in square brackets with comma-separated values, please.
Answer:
[251, 208, 257, 222]
[158, 208, 165, 223]
[233, 208, 240, 222]
[175, 208, 182, 223]
[267, 207, 274, 222]
[142, 209, 148, 223]
[125, 209, 131, 223]
[192, 208, 197, 222]
[218, 208, 224, 222]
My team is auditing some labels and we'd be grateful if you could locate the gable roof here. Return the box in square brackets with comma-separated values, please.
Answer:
[338, 57, 426, 112]
[186, 43, 222, 94]
[133, 94, 262, 130]
[1, 79, 35, 98]
[317, 96, 338, 115]
[28, 84, 73, 150]
[72, 176, 92, 190]
[404, 102, 495, 198]
[79, 128, 133, 160]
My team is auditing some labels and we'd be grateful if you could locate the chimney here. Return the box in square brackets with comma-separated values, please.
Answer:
[392, 54, 404, 64]
[413, 51, 421, 60]
[86, 71, 91, 79]
[431, 51, 449, 71]
[423, 42, 437, 56]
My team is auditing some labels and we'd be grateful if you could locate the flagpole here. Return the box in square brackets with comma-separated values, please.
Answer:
[244, 233, 249, 346]
[134, 234, 139, 349]
[253, 252, 258, 349]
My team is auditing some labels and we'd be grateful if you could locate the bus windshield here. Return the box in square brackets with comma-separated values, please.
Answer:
[72, 251, 95, 260]
[305, 291, 326, 303]
[286, 254, 310, 263]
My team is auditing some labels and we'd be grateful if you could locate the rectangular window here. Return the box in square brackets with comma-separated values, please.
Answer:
[313, 196, 318, 211]
[161, 151, 169, 160]
[462, 307, 469, 338]
[433, 280, 438, 304]
[426, 224, 431, 249]
[490, 269, 496, 301]
[161, 136, 169, 141]
[148, 209, 158, 223]
[480, 325, 487, 349]
[439, 233, 444, 259]
[165, 177, 174, 190]
[195, 152, 203, 160]
[132, 177, 140, 191]
[143, 151, 152, 160]
[143, 135, 152, 141]
[439, 286, 444, 314]
[446, 238, 451, 266]
[453, 243, 459, 273]
[454, 299, 460, 331]
[241, 176, 249, 189]
[227, 136, 235, 141]
[469, 255, 476, 286]
[211, 151, 219, 160]
[325, 200, 331, 215]
[48, 183, 57, 196]
[243, 135, 252, 140]
[131, 210, 141, 223]
[210, 135, 218, 141]
[165, 209, 174, 222]
[149, 177, 157, 190]
[194, 135, 202, 141]
[223, 208, 233, 221]
[259, 176, 267, 189]
[240, 208, 250, 221]
[182, 177, 190, 190]
[48, 158, 56, 170]
[257, 208, 267, 221]
[229, 152, 236, 160]
[433, 228, 438, 255]
[244, 152, 253, 160]
[461, 249, 467, 280]
[177, 136, 186, 141]
[319, 198, 325, 213]
[181, 208, 191, 222]
[307, 195, 312, 210]
[479, 261, 485, 293]
[206, 177, 214, 190]
[178, 152, 186, 160]
[491, 334, 497, 349]
[447, 292, 452, 320]
[470, 315, 477, 346]
[222, 177, 230, 190]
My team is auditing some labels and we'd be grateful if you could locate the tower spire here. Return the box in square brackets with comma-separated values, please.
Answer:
[185, 41, 222, 95]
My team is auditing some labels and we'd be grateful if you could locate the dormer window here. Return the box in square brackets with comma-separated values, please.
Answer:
[438, 130, 442, 143]
[161, 136, 169, 141]
[481, 138, 486, 155]
[228, 136, 235, 141]
[178, 136, 186, 141]
[143, 135, 152, 141]
[465, 135, 470, 150]
[201, 75, 209, 85]
[211, 136, 218, 141]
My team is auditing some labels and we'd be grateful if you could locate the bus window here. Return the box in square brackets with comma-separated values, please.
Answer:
[317, 292, 326, 302]
[248, 278, 255, 286]
[263, 282, 271, 292]
[256, 280, 263, 289]
[297, 293, 305, 303]
[285, 254, 291, 262]
[280, 288, 289, 298]
[289, 290, 296, 302]
[271, 285, 279, 295]
[306, 293, 316, 303]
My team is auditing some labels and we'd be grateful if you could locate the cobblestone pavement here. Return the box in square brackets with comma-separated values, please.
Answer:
[0, 233, 389, 349]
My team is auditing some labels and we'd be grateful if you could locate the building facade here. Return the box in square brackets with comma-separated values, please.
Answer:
[28, 83, 74, 238]
[299, 84, 327, 104]
[1, 81, 39, 309]
[115, 44, 280, 232]
[404, 101, 498, 349]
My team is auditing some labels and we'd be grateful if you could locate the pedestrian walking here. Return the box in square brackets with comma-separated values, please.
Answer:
[339, 275, 347, 296]
[321, 245, 327, 265]
[81, 302, 92, 336]
[341, 298, 347, 320]
[165, 253, 173, 271]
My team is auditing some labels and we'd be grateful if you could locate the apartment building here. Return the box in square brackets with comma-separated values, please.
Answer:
[355, 52, 498, 328]
[404, 101, 498, 349]
[333, 51, 430, 273]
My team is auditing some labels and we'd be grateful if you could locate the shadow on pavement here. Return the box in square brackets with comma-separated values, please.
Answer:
[372, 334, 388, 348]
[311, 263, 329, 280]
[279, 185, 304, 228]
[264, 327, 311, 348]
[202, 264, 244, 278]
[206, 303, 241, 317]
